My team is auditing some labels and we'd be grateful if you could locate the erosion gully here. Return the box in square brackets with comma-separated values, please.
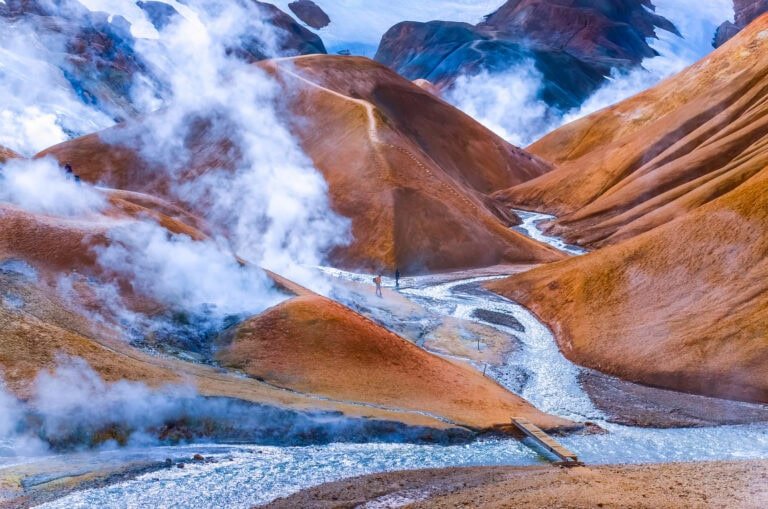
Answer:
[9, 210, 768, 509]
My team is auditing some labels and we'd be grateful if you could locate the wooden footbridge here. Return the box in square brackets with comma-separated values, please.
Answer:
[512, 418, 582, 466]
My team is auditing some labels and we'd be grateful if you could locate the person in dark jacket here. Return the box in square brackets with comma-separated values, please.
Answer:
[63, 163, 81, 184]
[395, 268, 401, 289]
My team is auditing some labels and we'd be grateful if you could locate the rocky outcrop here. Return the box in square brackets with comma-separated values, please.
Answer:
[40, 55, 563, 273]
[495, 13, 768, 249]
[136, 0, 179, 31]
[250, 1, 327, 57]
[374, 0, 678, 110]
[217, 294, 574, 431]
[0, 0, 149, 121]
[489, 19, 768, 403]
[288, 0, 330, 29]
[0, 0, 325, 122]
[714, 0, 768, 47]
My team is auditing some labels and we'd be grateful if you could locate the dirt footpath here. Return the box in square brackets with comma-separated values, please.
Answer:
[263, 460, 768, 508]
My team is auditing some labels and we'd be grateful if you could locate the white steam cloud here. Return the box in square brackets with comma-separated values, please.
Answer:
[115, 0, 349, 289]
[96, 221, 284, 317]
[1, 357, 445, 457]
[446, 65, 561, 147]
[447, 0, 734, 146]
[1, 1, 349, 337]
[0, 157, 106, 216]
[0, 16, 115, 155]
[0, 357, 195, 456]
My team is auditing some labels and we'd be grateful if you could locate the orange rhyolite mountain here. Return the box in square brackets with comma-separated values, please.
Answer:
[0, 189, 570, 432]
[489, 16, 768, 403]
[496, 14, 768, 249]
[38, 55, 563, 273]
[0, 146, 19, 162]
[217, 294, 574, 431]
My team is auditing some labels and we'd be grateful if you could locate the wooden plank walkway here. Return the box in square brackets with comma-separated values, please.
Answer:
[512, 418, 581, 465]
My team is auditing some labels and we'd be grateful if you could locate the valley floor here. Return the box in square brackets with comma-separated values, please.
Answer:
[265, 460, 768, 508]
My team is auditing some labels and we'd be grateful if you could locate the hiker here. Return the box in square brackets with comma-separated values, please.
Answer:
[373, 274, 383, 298]
[63, 163, 81, 184]
[395, 268, 401, 289]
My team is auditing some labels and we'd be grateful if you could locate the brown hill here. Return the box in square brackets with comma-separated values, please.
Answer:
[0, 146, 19, 162]
[217, 294, 575, 431]
[488, 162, 768, 403]
[487, 18, 768, 403]
[486, 17, 768, 402]
[0, 185, 569, 433]
[0, 190, 205, 278]
[39, 55, 563, 273]
[0, 197, 461, 432]
[495, 15, 768, 249]
[0, 265, 457, 431]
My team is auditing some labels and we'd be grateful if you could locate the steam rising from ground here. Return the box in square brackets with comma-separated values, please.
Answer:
[447, 0, 734, 146]
[118, 0, 349, 289]
[0, 357, 458, 456]
[447, 65, 560, 147]
[0, 16, 114, 155]
[97, 222, 284, 317]
[0, 158, 105, 216]
[2, 1, 348, 341]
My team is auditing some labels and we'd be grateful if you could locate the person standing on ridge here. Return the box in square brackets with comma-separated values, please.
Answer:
[395, 268, 401, 289]
[373, 274, 383, 298]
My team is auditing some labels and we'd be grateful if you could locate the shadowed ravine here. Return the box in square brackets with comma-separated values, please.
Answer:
[15, 215, 768, 509]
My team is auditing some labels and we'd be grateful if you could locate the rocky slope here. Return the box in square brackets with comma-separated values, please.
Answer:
[40, 55, 564, 273]
[0, 0, 326, 123]
[217, 295, 573, 431]
[488, 17, 768, 403]
[266, 462, 768, 508]
[0, 147, 18, 163]
[0, 181, 570, 441]
[714, 0, 768, 47]
[288, 0, 330, 29]
[496, 13, 768, 248]
[374, 0, 677, 109]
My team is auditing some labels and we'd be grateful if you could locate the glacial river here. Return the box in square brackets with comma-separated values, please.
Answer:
[27, 211, 768, 508]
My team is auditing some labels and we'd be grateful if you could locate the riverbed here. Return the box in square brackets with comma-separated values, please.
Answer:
[11, 210, 768, 508]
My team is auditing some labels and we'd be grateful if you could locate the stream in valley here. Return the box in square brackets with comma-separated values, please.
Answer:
[17, 210, 768, 508]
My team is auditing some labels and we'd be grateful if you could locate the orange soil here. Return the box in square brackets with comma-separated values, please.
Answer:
[217, 294, 576, 431]
[0, 189, 208, 276]
[485, 16, 768, 403]
[1, 188, 565, 431]
[488, 162, 768, 402]
[0, 271, 452, 429]
[495, 14, 768, 248]
[265, 461, 768, 508]
[39, 55, 563, 273]
[0, 146, 19, 163]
